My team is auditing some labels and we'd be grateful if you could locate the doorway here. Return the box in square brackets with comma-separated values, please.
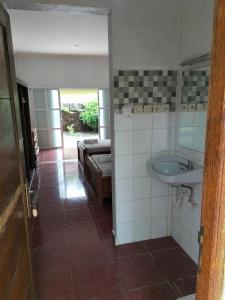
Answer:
[60, 89, 99, 156]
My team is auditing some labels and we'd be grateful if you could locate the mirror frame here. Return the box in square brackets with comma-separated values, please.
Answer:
[175, 61, 210, 163]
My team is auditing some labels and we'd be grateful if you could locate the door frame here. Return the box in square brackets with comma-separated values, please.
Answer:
[196, 0, 225, 299]
[0, 4, 35, 298]
[31, 88, 63, 149]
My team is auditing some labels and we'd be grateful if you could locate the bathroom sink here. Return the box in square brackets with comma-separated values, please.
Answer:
[146, 155, 203, 186]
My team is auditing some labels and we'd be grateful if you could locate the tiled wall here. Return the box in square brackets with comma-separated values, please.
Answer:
[113, 70, 177, 112]
[114, 112, 176, 244]
[181, 70, 209, 105]
[170, 70, 209, 264]
[171, 179, 202, 264]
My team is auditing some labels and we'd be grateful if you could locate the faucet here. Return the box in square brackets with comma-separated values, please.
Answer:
[179, 160, 193, 170]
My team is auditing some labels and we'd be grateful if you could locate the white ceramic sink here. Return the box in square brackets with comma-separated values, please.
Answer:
[146, 155, 203, 186]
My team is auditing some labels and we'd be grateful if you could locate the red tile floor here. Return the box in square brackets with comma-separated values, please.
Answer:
[33, 149, 197, 300]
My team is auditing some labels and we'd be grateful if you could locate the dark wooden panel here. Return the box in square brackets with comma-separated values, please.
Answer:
[0, 193, 31, 300]
[0, 5, 35, 300]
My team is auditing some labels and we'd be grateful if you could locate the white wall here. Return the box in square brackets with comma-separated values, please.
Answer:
[114, 112, 175, 244]
[178, 0, 214, 62]
[111, 0, 180, 69]
[15, 54, 109, 88]
[171, 0, 214, 263]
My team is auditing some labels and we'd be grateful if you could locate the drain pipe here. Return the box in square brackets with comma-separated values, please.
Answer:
[181, 185, 195, 208]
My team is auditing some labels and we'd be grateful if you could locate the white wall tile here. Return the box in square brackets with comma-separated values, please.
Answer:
[180, 226, 192, 257]
[152, 196, 169, 218]
[172, 203, 181, 223]
[115, 155, 133, 179]
[170, 112, 176, 128]
[133, 113, 152, 130]
[179, 112, 194, 127]
[151, 217, 168, 238]
[115, 131, 133, 155]
[116, 178, 133, 202]
[170, 127, 176, 152]
[133, 154, 151, 177]
[114, 114, 133, 131]
[153, 112, 170, 129]
[194, 111, 206, 127]
[171, 219, 181, 244]
[134, 177, 151, 200]
[151, 178, 169, 197]
[116, 222, 134, 244]
[134, 199, 151, 221]
[180, 204, 194, 232]
[117, 201, 134, 223]
[134, 130, 152, 154]
[152, 128, 170, 153]
[134, 220, 151, 241]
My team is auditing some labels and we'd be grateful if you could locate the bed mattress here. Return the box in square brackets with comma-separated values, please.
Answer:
[91, 154, 111, 176]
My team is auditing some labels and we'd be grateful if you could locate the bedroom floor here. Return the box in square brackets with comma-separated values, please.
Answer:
[32, 149, 197, 300]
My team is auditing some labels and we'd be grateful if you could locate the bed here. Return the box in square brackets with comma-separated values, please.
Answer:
[77, 139, 111, 180]
[86, 154, 112, 207]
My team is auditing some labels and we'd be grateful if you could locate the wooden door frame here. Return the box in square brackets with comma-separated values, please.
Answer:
[196, 0, 225, 299]
[0, 4, 36, 298]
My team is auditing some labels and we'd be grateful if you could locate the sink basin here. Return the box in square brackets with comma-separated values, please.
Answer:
[146, 155, 203, 186]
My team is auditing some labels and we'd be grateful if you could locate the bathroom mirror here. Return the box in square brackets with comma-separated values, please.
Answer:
[177, 64, 210, 153]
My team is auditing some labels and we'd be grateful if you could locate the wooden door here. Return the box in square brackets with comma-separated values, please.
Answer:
[196, 0, 225, 299]
[0, 5, 35, 300]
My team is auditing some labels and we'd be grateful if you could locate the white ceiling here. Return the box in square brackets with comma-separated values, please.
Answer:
[9, 9, 108, 56]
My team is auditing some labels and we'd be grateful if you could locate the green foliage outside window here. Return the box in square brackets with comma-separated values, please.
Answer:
[80, 101, 98, 132]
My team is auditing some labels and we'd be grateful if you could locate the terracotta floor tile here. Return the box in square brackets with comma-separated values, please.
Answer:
[37, 199, 64, 213]
[116, 254, 166, 291]
[67, 238, 107, 267]
[152, 248, 197, 281]
[32, 226, 67, 249]
[172, 276, 197, 297]
[96, 217, 113, 238]
[63, 197, 88, 210]
[65, 208, 93, 224]
[104, 236, 147, 259]
[36, 270, 74, 300]
[33, 245, 70, 274]
[144, 236, 179, 253]
[34, 211, 65, 230]
[64, 221, 101, 244]
[71, 259, 122, 300]
[125, 283, 178, 300]
[91, 202, 112, 219]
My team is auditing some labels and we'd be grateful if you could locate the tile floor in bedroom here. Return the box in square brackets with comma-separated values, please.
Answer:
[32, 149, 197, 300]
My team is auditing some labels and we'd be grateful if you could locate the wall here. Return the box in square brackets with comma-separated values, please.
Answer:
[114, 112, 175, 243]
[111, 0, 179, 69]
[15, 54, 109, 88]
[171, 0, 214, 263]
[8, 0, 214, 254]
[111, 0, 180, 244]
[178, 0, 214, 62]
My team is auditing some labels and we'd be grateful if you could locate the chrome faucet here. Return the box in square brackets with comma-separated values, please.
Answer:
[179, 160, 193, 170]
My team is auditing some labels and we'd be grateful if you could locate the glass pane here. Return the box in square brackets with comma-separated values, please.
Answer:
[48, 110, 61, 128]
[47, 90, 59, 109]
[100, 126, 110, 139]
[179, 127, 194, 149]
[37, 130, 49, 149]
[49, 129, 62, 148]
[99, 89, 110, 108]
[34, 90, 46, 109]
[0, 26, 10, 98]
[35, 111, 47, 128]
[99, 108, 110, 126]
